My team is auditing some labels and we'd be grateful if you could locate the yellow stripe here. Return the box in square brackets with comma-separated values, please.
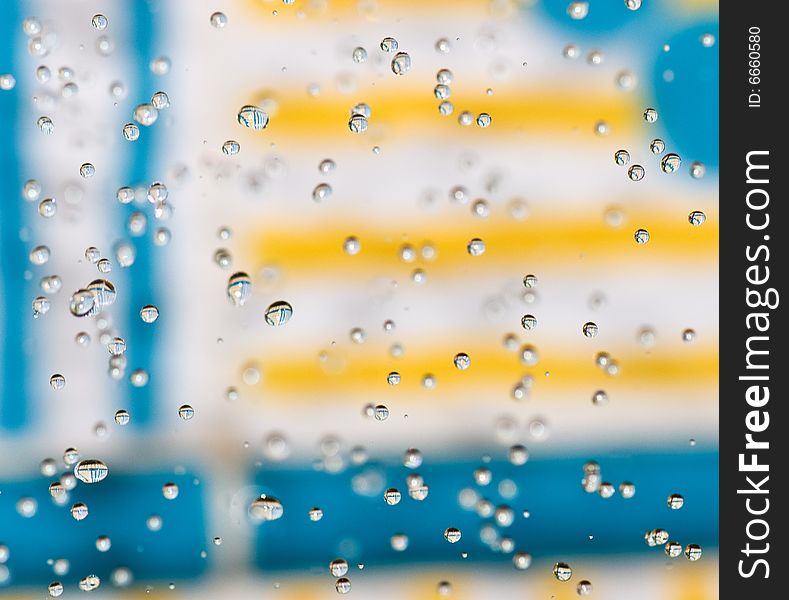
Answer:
[245, 343, 717, 399]
[672, 0, 720, 13]
[674, 560, 717, 599]
[234, 85, 641, 144]
[246, 0, 519, 20]
[241, 209, 718, 276]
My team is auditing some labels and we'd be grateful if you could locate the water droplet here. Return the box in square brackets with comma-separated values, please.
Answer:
[37, 197, 56, 218]
[249, 494, 284, 522]
[342, 236, 361, 256]
[49, 373, 66, 390]
[0, 74, 16, 91]
[598, 482, 615, 498]
[592, 390, 608, 405]
[210, 11, 227, 28]
[386, 372, 401, 386]
[587, 50, 604, 65]
[40, 274, 62, 294]
[476, 113, 491, 128]
[434, 84, 451, 101]
[513, 552, 532, 570]
[374, 405, 389, 421]
[312, 183, 333, 202]
[562, 44, 580, 59]
[435, 38, 451, 53]
[222, 140, 240, 155]
[227, 272, 252, 306]
[212, 248, 232, 269]
[438, 100, 454, 116]
[94, 536, 111, 552]
[391, 533, 409, 551]
[31, 296, 50, 318]
[352, 46, 367, 63]
[594, 120, 609, 136]
[149, 56, 171, 75]
[91, 14, 108, 30]
[667, 493, 684, 509]
[348, 113, 368, 133]
[129, 369, 148, 388]
[151, 91, 170, 109]
[473, 467, 492, 486]
[76, 163, 96, 180]
[139, 304, 159, 323]
[457, 111, 473, 126]
[162, 482, 179, 500]
[682, 328, 696, 343]
[665, 541, 683, 557]
[37, 116, 54, 134]
[380, 37, 398, 52]
[444, 527, 462, 543]
[582, 322, 598, 338]
[265, 301, 293, 326]
[391, 52, 411, 75]
[634, 228, 650, 244]
[690, 161, 705, 179]
[688, 210, 706, 226]
[384, 488, 402, 505]
[618, 481, 635, 498]
[553, 562, 572, 581]
[114, 409, 130, 425]
[68, 289, 95, 317]
[467, 238, 486, 256]
[23, 179, 42, 202]
[645, 528, 669, 546]
[628, 164, 645, 181]
[22, 17, 42, 36]
[107, 337, 126, 356]
[16, 496, 37, 517]
[700, 33, 715, 47]
[614, 149, 630, 166]
[685, 543, 702, 561]
[70, 502, 89, 520]
[73, 459, 108, 484]
[436, 69, 454, 86]
[335, 578, 352, 594]
[48, 581, 63, 597]
[237, 105, 269, 130]
[87, 279, 116, 313]
[178, 404, 194, 420]
[437, 581, 452, 596]
[453, 353, 471, 370]
[650, 138, 665, 154]
[508, 445, 529, 466]
[660, 153, 681, 173]
[567, 2, 589, 20]
[615, 70, 637, 90]
[122, 123, 140, 141]
[520, 314, 537, 330]
[577, 580, 593, 596]
[78, 575, 100, 591]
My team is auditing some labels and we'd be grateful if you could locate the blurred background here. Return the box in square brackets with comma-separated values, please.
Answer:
[0, 0, 718, 597]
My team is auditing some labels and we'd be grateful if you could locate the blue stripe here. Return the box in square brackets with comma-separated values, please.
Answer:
[120, 0, 166, 428]
[0, 0, 27, 431]
[254, 449, 718, 570]
[1, 470, 209, 585]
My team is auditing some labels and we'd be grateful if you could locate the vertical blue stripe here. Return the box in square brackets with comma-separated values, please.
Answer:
[0, 0, 28, 431]
[121, 0, 165, 428]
